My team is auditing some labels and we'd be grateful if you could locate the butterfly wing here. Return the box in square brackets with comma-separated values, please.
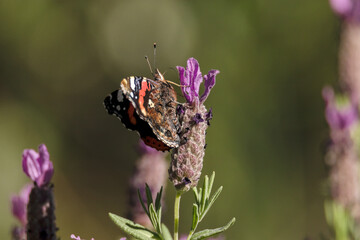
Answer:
[121, 77, 180, 148]
[104, 89, 172, 151]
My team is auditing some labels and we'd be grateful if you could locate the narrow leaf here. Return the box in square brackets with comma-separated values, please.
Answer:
[158, 207, 162, 227]
[190, 218, 236, 240]
[155, 186, 163, 211]
[149, 204, 162, 234]
[191, 204, 199, 231]
[208, 172, 215, 198]
[109, 212, 161, 240]
[138, 189, 149, 217]
[193, 187, 200, 204]
[200, 186, 223, 221]
[200, 176, 208, 212]
[145, 184, 154, 209]
[161, 224, 173, 240]
[198, 188, 203, 205]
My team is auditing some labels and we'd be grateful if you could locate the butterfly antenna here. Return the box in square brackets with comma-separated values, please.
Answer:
[145, 55, 154, 76]
[153, 42, 157, 70]
[166, 80, 188, 88]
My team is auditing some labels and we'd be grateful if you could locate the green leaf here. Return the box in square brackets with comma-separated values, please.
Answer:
[193, 187, 200, 204]
[109, 212, 161, 240]
[200, 186, 223, 221]
[208, 172, 215, 198]
[155, 186, 163, 211]
[145, 184, 154, 209]
[201, 176, 208, 212]
[161, 224, 173, 240]
[191, 203, 199, 231]
[198, 188, 203, 205]
[149, 204, 162, 234]
[158, 207, 162, 228]
[190, 218, 236, 240]
[138, 189, 149, 217]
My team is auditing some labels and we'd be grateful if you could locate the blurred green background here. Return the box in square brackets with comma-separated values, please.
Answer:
[0, 0, 340, 239]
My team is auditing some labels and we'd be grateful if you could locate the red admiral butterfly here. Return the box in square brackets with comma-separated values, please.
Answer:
[104, 68, 181, 151]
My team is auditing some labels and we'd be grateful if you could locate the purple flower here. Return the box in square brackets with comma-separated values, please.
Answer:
[329, 0, 360, 22]
[11, 183, 33, 225]
[22, 144, 54, 187]
[192, 113, 204, 124]
[322, 86, 358, 130]
[70, 234, 97, 240]
[177, 58, 220, 105]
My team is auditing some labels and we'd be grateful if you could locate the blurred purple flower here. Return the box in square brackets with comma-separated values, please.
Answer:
[22, 144, 54, 187]
[138, 139, 160, 154]
[329, 0, 360, 22]
[322, 86, 358, 130]
[70, 234, 97, 240]
[129, 140, 167, 227]
[11, 183, 32, 225]
[177, 58, 220, 104]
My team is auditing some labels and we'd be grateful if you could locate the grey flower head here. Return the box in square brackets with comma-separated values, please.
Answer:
[169, 58, 219, 192]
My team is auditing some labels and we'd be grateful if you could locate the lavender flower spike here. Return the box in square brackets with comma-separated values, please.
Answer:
[11, 183, 33, 225]
[22, 144, 54, 187]
[169, 58, 219, 191]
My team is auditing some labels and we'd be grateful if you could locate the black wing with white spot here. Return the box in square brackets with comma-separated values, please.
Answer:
[103, 89, 172, 151]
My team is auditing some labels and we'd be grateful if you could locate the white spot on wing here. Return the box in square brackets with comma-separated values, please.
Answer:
[130, 77, 136, 91]
[148, 99, 155, 108]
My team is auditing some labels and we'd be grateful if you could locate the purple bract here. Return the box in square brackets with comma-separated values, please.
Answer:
[322, 86, 358, 130]
[177, 58, 220, 105]
[11, 183, 33, 225]
[22, 144, 54, 187]
[329, 0, 360, 22]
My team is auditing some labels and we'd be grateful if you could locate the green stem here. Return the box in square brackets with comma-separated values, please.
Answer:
[187, 219, 199, 240]
[174, 191, 182, 240]
[187, 230, 195, 240]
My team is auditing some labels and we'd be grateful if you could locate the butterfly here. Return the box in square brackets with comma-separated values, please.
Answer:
[104, 69, 181, 151]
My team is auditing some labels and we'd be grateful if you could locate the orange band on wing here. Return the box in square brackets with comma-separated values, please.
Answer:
[139, 80, 150, 116]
